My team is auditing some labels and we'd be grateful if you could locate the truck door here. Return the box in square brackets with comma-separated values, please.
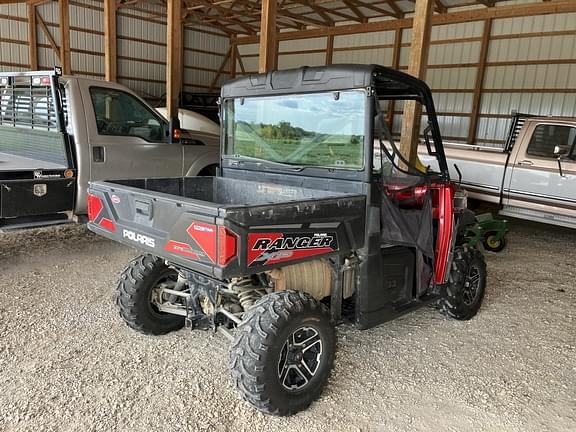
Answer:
[506, 122, 576, 224]
[82, 85, 183, 181]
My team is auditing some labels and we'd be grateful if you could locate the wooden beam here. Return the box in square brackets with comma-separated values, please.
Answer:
[343, 1, 367, 23]
[237, 0, 576, 44]
[236, 44, 246, 74]
[258, 0, 277, 73]
[27, 4, 38, 70]
[386, 27, 403, 129]
[166, 0, 183, 119]
[384, 0, 404, 18]
[58, 0, 71, 74]
[399, 0, 434, 169]
[325, 33, 334, 65]
[103, 0, 117, 81]
[434, 0, 447, 14]
[209, 45, 231, 90]
[230, 37, 237, 79]
[468, 18, 492, 144]
[36, 10, 61, 61]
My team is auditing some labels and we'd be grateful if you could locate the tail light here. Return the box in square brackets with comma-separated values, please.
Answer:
[218, 226, 238, 266]
[87, 194, 103, 221]
[31, 76, 51, 86]
[87, 193, 116, 233]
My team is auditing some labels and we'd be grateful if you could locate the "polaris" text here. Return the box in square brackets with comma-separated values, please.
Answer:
[122, 229, 156, 248]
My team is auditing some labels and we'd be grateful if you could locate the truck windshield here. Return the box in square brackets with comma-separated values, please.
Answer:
[223, 90, 366, 169]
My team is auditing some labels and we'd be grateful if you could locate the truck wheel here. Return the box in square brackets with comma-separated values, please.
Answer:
[198, 164, 218, 176]
[116, 254, 185, 335]
[230, 291, 335, 416]
[483, 231, 506, 252]
[439, 246, 487, 320]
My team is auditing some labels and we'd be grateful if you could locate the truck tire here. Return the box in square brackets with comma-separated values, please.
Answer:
[438, 246, 487, 320]
[230, 291, 335, 416]
[198, 164, 218, 176]
[116, 254, 185, 335]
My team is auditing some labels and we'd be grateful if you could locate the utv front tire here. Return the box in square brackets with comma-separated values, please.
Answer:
[116, 254, 185, 335]
[439, 246, 487, 320]
[230, 291, 336, 416]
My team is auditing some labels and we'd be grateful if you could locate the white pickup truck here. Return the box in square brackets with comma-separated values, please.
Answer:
[0, 69, 220, 231]
[420, 114, 576, 229]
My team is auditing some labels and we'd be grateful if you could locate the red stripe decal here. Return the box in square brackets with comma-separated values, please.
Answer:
[165, 240, 199, 259]
[187, 222, 217, 263]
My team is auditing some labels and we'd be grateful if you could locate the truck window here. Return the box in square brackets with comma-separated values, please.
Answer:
[89, 87, 166, 143]
[527, 124, 576, 159]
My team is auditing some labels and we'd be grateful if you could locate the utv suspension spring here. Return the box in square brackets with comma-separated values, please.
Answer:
[231, 279, 267, 311]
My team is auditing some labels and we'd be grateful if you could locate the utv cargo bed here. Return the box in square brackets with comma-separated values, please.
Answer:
[88, 176, 366, 279]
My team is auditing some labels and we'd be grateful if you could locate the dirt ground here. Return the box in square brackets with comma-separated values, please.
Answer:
[0, 220, 574, 432]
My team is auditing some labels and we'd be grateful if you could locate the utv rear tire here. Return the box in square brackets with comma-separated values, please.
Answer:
[439, 246, 487, 320]
[230, 291, 335, 416]
[116, 254, 185, 335]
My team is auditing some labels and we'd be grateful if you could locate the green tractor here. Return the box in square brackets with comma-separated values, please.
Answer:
[461, 213, 509, 252]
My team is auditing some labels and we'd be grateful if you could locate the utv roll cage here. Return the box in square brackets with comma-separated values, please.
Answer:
[220, 64, 450, 180]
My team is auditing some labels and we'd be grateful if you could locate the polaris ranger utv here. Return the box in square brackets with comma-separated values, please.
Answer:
[87, 65, 487, 416]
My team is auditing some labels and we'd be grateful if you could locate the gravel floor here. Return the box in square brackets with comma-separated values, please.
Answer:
[0, 220, 575, 432]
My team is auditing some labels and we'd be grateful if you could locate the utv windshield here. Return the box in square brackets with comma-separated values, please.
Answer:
[223, 90, 366, 170]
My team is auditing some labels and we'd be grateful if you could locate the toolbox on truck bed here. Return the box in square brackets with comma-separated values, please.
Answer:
[88, 176, 366, 278]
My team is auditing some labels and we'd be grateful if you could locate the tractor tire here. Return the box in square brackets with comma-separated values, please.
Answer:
[438, 246, 487, 320]
[483, 231, 507, 252]
[116, 254, 185, 335]
[230, 290, 336, 416]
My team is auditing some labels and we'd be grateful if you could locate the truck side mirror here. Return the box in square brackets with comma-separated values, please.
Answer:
[553, 145, 566, 177]
[169, 117, 181, 144]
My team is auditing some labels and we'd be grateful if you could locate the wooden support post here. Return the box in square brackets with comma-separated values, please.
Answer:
[59, 0, 71, 75]
[386, 28, 403, 129]
[468, 18, 492, 144]
[325, 34, 334, 65]
[27, 4, 38, 70]
[399, 0, 434, 169]
[258, 0, 277, 73]
[104, 0, 117, 82]
[230, 36, 237, 79]
[166, 0, 183, 120]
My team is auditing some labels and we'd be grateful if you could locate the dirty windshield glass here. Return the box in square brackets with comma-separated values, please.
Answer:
[224, 90, 366, 169]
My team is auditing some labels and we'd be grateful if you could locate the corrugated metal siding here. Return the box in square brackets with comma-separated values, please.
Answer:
[0, 2, 28, 70]
[1, 1, 229, 101]
[333, 48, 393, 65]
[183, 27, 229, 91]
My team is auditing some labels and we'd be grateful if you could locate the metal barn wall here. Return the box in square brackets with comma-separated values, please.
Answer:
[0, 0, 229, 103]
[0, 3, 30, 71]
[236, 3, 576, 147]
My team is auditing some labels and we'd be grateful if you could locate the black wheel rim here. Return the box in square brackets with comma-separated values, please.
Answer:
[277, 326, 323, 391]
[462, 264, 481, 306]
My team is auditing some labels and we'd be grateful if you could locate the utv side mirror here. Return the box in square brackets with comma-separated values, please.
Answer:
[553, 145, 566, 177]
[169, 117, 181, 144]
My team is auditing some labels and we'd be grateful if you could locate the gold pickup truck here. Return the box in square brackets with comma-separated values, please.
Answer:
[420, 113, 576, 229]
